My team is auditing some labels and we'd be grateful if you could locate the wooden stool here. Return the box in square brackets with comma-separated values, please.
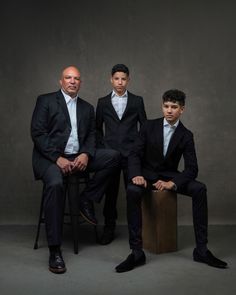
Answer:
[142, 190, 177, 254]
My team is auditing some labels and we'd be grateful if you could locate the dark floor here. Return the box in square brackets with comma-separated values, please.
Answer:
[0, 225, 235, 295]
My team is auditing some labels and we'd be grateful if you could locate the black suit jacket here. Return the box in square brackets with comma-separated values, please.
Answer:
[31, 90, 95, 179]
[96, 91, 146, 157]
[128, 118, 198, 188]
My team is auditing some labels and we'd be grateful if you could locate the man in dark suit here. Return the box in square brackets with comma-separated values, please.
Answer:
[31, 66, 119, 274]
[116, 89, 228, 272]
[96, 64, 147, 244]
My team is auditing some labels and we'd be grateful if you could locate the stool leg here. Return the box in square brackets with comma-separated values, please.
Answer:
[34, 188, 45, 250]
[67, 175, 80, 254]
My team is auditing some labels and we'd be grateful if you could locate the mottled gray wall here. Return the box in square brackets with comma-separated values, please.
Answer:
[0, 0, 236, 224]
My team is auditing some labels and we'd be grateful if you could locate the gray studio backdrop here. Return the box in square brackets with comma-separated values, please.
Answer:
[0, 0, 235, 225]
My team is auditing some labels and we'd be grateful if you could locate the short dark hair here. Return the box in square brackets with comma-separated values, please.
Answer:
[162, 89, 186, 106]
[111, 64, 129, 76]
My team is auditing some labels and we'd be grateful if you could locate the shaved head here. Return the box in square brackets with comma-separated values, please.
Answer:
[60, 66, 81, 98]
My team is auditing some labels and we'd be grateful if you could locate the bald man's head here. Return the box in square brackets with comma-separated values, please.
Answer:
[60, 66, 81, 98]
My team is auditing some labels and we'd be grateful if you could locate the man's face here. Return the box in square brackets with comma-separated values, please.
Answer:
[60, 66, 81, 98]
[162, 101, 184, 125]
[110, 71, 130, 96]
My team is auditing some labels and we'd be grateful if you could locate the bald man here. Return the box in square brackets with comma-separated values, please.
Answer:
[31, 66, 119, 274]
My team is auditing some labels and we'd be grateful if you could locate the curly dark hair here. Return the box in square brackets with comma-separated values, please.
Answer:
[162, 89, 186, 106]
[111, 64, 129, 76]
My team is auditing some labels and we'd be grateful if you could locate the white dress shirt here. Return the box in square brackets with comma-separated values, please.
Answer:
[111, 90, 128, 120]
[163, 118, 179, 156]
[61, 89, 80, 154]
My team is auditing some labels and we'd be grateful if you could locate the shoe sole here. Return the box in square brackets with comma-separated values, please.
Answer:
[99, 238, 114, 245]
[49, 267, 67, 274]
[79, 210, 97, 226]
[193, 257, 227, 269]
[116, 260, 146, 273]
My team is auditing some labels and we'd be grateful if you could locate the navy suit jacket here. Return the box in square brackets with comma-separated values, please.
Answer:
[31, 90, 95, 179]
[96, 91, 146, 157]
[128, 118, 198, 188]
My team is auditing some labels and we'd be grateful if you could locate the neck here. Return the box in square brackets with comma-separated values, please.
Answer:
[114, 90, 126, 96]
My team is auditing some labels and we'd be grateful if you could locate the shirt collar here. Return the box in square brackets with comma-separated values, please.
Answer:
[61, 89, 78, 104]
[163, 118, 179, 128]
[111, 90, 128, 98]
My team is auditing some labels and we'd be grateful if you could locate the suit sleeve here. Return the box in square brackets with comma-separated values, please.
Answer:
[172, 132, 198, 188]
[138, 96, 147, 126]
[95, 99, 105, 148]
[31, 95, 63, 162]
[128, 121, 147, 180]
[79, 105, 96, 158]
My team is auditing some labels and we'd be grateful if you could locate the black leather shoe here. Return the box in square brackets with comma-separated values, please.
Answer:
[193, 248, 228, 269]
[49, 252, 66, 274]
[99, 227, 115, 245]
[115, 252, 146, 273]
[79, 199, 97, 225]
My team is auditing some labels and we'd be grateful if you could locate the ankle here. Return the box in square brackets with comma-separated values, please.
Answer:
[132, 249, 144, 260]
[49, 245, 61, 254]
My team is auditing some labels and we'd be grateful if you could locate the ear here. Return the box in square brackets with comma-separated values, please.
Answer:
[180, 106, 185, 113]
[59, 79, 62, 87]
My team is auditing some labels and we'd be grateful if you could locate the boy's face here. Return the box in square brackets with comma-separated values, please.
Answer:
[162, 101, 184, 125]
[110, 71, 130, 96]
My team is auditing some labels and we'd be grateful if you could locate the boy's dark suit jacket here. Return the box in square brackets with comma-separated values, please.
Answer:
[128, 118, 199, 188]
[31, 90, 95, 180]
[96, 91, 146, 157]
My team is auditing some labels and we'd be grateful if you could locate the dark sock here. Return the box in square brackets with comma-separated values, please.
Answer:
[49, 245, 60, 254]
[196, 245, 208, 256]
[104, 223, 116, 232]
[132, 249, 144, 260]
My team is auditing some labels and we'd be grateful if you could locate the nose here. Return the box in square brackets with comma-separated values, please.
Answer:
[70, 77, 75, 84]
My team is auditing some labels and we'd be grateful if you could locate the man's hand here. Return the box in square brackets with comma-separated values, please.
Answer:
[56, 156, 74, 174]
[132, 176, 147, 188]
[152, 180, 175, 191]
[72, 153, 89, 171]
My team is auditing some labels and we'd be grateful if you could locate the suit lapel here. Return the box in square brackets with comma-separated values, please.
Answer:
[56, 90, 71, 127]
[121, 91, 132, 120]
[107, 93, 120, 121]
[76, 97, 83, 132]
[151, 118, 164, 158]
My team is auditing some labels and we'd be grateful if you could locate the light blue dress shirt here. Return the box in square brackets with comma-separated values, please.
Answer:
[111, 90, 128, 120]
[163, 118, 179, 156]
[61, 89, 80, 154]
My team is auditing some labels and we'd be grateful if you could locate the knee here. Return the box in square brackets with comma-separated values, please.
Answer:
[105, 149, 121, 167]
[196, 182, 207, 194]
[110, 150, 121, 163]
[46, 179, 64, 192]
[127, 184, 143, 202]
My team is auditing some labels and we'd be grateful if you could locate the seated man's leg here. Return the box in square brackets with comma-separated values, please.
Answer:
[41, 164, 66, 274]
[79, 149, 120, 225]
[116, 183, 146, 273]
[178, 180, 227, 268]
[178, 180, 208, 253]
